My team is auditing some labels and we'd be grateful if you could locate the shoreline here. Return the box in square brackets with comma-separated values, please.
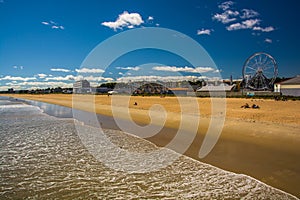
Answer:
[1, 94, 300, 197]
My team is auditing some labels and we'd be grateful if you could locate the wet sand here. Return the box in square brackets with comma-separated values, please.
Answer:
[2, 94, 300, 197]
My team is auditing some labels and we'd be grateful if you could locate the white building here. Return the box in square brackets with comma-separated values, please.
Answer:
[73, 80, 91, 94]
[196, 83, 236, 97]
[274, 75, 300, 97]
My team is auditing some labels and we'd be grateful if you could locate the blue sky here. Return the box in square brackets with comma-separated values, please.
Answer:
[0, 0, 300, 90]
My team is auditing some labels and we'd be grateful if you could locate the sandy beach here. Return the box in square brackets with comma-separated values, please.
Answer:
[2, 94, 300, 197]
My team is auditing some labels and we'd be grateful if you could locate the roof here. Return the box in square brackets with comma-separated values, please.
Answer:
[280, 76, 300, 85]
[197, 84, 235, 92]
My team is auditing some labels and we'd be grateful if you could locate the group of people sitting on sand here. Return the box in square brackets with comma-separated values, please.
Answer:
[241, 103, 260, 109]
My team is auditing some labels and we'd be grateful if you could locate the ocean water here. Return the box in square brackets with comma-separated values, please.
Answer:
[0, 97, 298, 199]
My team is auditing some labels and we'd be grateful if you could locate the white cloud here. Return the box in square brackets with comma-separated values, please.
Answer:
[42, 20, 64, 30]
[51, 25, 65, 30]
[148, 16, 154, 21]
[12, 65, 23, 70]
[243, 19, 260, 27]
[75, 67, 104, 73]
[9, 81, 73, 88]
[5, 81, 19, 86]
[101, 11, 144, 30]
[214, 2, 275, 33]
[226, 19, 260, 31]
[264, 38, 272, 43]
[78, 75, 114, 82]
[226, 23, 243, 31]
[253, 26, 275, 32]
[5, 82, 17, 86]
[116, 75, 203, 83]
[36, 73, 48, 78]
[212, 10, 239, 24]
[218, 1, 234, 11]
[0, 85, 19, 91]
[116, 66, 140, 71]
[45, 74, 112, 82]
[0, 75, 36, 81]
[152, 66, 215, 73]
[45, 75, 75, 81]
[240, 9, 259, 19]
[197, 29, 212, 35]
[50, 68, 71, 72]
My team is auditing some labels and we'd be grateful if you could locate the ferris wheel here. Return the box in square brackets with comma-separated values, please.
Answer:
[242, 52, 278, 91]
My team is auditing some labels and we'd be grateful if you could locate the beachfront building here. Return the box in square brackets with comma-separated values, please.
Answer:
[73, 79, 91, 94]
[196, 83, 236, 97]
[274, 75, 300, 97]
